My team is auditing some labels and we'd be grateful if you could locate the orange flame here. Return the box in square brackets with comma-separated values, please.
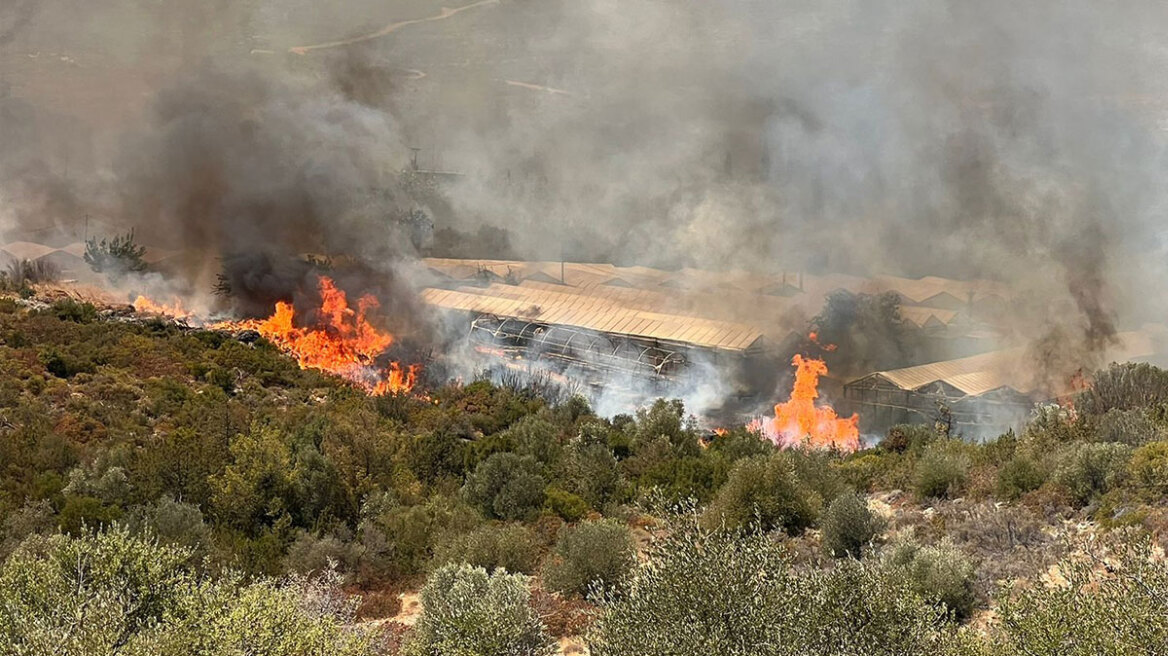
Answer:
[1061, 368, 1091, 419]
[762, 354, 859, 452]
[808, 330, 837, 352]
[214, 276, 420, 395]
[134, 295, 194, 321]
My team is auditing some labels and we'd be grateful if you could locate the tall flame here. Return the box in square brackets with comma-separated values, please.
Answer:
[214, 276, 419, 395]
[757, 354, 860, 452]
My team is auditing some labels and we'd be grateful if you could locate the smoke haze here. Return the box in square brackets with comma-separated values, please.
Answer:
[4, 0, 1168, 387]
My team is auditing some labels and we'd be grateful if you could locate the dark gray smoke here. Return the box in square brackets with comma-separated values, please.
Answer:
[3, 0, 1168, 384]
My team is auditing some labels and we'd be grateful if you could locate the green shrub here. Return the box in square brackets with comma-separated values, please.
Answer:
[885, 540, 978, 621]
[821, 493, 884, 559]
[284, 530, 363, 575]
[588, 519, 959, 656]
[125, 496, 212, 555]
[1052, 442, 1132, 506]
[58, 495, 123, 535]
[588, 521, 796, 654]
[404, 563, 554, 656]
[359, 494, 481, 578]
[633, 399, 699, 456]
[702, 453, 816, 534]
[837, 451, 905, 492]
[1077, 362, 1168, 416]
[544, 486, 589, 522]
[49, 298, 98, 323]
[462, 453, 547, 521]
[1023, 405, 1089, 449]
[558, 441, 624, 508]
[995, 535, 1168, 655]
[1124, 440, 1168, 500]
[1092, 408, 1164, 446]
[542, 519, 636, 598]
[433, 523, 542, 574]
[996, 455, 1047, 501]
[504, 415, 564, 466]
[0, 500, 56, 559]
[787, 449, 849, 508]
[0, 526, 377, 655]
[914, 440, 972, 500]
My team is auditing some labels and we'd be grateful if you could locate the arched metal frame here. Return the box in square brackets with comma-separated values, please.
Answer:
[468, 315, 689, 379]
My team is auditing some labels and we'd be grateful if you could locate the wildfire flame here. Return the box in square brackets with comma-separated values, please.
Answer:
[134, 295, 194, 321]
[755, 354, 860, 452]
[808, 330, 837, 352]
[214, 276, 420, 395]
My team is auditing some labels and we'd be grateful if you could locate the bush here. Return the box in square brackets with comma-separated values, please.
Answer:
[404, 563, 554, 656]
[1124, 440, 1168, 501]
[995, 535, 1168, 655]
[503, 415, 564, 466]
[542, 519, 636, 597]
[1077, 362, 1168, 416]
[837, 451, 905, 492]
[0, 500, 56, 559]
[914, 440, 972, 500]
[1092, 408, 1164, 446]
[358, 494, 481, 578]
[787, 449, 850, 508]
[0, 526, 377, 655]
[880, 424, 937, 454]
[49, 298, 98, 323]
[1052, 442, 1132, 506]
[433, 523, 542, 575]
[588, 518, 960, 656]
[126, 496, 212, 555]
[996, 455, 1047, 501]
[702, 453, 816, 534]
[558, 441, 624, 509]
[3, 259, 59, 288]
[463, 453, 547, 521]
[544, 486, 589, 522]
[284, 530, 363, 575]
[821, 493, 884, 559]
[885, 540, 979, 621]
[588, 521, 795, 654]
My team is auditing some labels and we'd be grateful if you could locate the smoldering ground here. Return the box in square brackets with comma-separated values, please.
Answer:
[3, 0, 1168, 402]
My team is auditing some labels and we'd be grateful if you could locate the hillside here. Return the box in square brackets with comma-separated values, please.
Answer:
[1, 291, 1168, 654]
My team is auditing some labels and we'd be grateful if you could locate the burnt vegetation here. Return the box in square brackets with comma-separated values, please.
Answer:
[0, 303, 1167, 653]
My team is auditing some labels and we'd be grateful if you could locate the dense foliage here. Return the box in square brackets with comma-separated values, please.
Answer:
[0, 526, 375, 656]
[4, 299, 1168, 652]
[403, 564, 553, 656]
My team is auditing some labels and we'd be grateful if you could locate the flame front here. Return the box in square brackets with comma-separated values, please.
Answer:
[758, 354, 860, 452]
[215, 276, 419, 395]
[134, 295, 194, 321]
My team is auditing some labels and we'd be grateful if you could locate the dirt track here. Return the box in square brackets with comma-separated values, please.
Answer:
[287, 0, 499, 55]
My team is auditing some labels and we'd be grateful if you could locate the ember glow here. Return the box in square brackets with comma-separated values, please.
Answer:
[808, 331, 837, 352]
[215, 276, 420, 395]
[756, 354, 860, 452]
[134, 295, 194, 321]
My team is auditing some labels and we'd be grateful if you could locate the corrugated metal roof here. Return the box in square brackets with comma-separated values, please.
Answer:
[852, 327, 1168, 398]
[422, 258, 1016, 317]
[420, 286, 765, 352]
[2, 241, 59, 261]
[899, 306, 960, 328]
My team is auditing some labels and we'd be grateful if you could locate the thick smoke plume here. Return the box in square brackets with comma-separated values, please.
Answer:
[4, 0, 1168, 402]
